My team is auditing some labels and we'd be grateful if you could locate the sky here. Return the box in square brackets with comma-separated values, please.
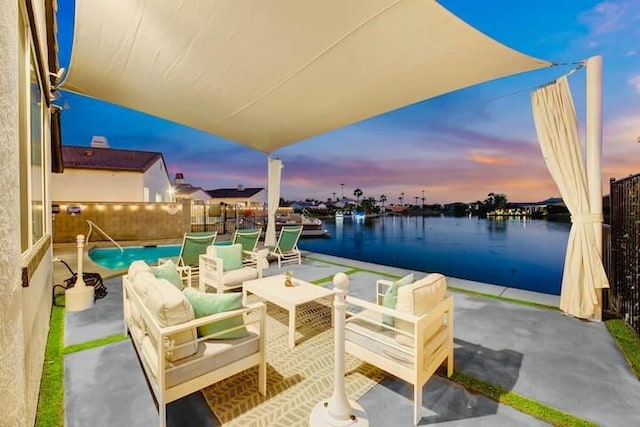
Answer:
[55, 1, 640, 205]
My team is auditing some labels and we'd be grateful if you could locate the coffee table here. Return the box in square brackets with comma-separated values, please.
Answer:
[243, 274, 334, 348]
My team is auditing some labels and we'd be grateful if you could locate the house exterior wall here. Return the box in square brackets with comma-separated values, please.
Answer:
[1, 1, 54, 425]
[142, 158, 172, 202]
[52, 169, 144, 202]
[0, 3, 27, 425]
[210, 189, 267, 208]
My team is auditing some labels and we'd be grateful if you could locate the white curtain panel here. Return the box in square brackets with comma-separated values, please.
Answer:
[531, 76, 609, 319]
[265, 157, 283, 247]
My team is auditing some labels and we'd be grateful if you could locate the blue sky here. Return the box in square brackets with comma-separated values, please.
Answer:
[56, 1, 640, 204]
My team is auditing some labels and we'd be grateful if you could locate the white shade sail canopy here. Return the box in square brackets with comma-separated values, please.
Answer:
[62, 0, 551, 152]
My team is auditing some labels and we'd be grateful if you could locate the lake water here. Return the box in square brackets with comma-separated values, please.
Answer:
[297, 215, 571, 295]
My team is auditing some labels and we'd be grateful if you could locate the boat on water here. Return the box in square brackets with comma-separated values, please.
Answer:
[274, 211, 330, 237]
[353, 210, 366, 220]
[334, 209, 353, 220]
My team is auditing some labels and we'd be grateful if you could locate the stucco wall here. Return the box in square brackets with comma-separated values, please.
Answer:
[52, 169, 144, 202]
[0, 1, 28, 425]
[21, 252, 52, 426]
[142, 158, 172, 202]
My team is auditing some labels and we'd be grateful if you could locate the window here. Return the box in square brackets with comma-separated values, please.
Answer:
[19, 10, 47, 253]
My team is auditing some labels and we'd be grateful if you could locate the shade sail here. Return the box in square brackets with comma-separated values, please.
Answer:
[62, 0, 551, 152]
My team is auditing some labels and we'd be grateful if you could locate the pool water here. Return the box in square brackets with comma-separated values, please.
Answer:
[89, 245, 181, 270]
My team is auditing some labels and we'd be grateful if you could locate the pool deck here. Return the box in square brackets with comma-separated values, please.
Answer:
[54, 241, 640, 426]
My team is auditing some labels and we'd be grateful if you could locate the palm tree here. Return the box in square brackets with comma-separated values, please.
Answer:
[379, 194, 387, 213]
[399, 192, 404, 206]
[353, 188, 363, 207]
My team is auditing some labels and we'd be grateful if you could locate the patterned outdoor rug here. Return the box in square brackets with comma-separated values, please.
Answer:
[201, 298, 385, 426]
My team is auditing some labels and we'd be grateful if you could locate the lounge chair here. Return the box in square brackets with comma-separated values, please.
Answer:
[269, 225, 303, 268]
[174, 231, 217, 286]
[232, 228, 262, 266]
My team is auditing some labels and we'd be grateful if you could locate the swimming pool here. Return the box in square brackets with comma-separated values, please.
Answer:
[89, 245, 181, 270]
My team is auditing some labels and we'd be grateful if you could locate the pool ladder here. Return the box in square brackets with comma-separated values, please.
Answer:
[86, 220, 124, 253]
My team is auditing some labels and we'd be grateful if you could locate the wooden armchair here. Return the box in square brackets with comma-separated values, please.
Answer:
[344, 273, 454, 425]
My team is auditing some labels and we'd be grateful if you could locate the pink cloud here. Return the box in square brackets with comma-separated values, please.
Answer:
[469, 150, 517, 166]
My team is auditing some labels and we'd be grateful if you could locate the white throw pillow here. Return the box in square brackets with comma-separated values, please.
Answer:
[395, 273, 447, 347]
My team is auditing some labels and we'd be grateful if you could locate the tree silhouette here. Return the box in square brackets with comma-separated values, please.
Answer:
[379, 194, 387, 212]
[399, 192, 404, 205]
[353, 188, 363, 207]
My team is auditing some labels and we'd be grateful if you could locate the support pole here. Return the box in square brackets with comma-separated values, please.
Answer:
[586, 55, 603, 321]
[310, 273, 368, 426]
[65, 234, 94, 312]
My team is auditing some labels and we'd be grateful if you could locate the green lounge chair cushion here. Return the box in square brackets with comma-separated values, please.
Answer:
[215, 243, 243, 271]
[382, 273, 414, 326]
[153, 259, 183, 290]
[183, 288, 248, 339]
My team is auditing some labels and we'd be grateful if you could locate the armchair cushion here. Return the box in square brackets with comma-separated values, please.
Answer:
[395, 273, 447, 347]
[183, 288, 249, 339]
[210, 243, 243, 271]
[153, 259, 184, 290]
[381, 273, 414, 326]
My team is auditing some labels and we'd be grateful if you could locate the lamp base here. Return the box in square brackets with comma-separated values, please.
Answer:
[65, 285, 94, 312]
[309, 400, 369, 427]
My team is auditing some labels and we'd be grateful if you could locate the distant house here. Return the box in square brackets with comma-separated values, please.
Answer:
[52, 139, 173, 202]
[206, 186, 265, 208]
[172, 173, 211, 201]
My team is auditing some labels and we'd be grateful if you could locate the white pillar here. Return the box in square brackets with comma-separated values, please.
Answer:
[0, 1, 27, 424]
[265, 157, 282, 247]
[586, 55, 603, 321]
[310, 273, 368, 426]
[65, 234, 94, 312]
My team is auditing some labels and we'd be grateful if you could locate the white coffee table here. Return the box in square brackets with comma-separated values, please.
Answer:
[243, 274, 334, 348]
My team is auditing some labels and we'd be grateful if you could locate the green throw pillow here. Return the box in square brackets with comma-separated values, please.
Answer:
[215, 243, 243, 271]
[152, 259, 183, 290]
[382, 273, 414, 326]
[183, 288, 248, 339]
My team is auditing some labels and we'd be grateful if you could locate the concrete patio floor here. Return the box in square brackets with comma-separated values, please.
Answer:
[58, 249, 640, 426]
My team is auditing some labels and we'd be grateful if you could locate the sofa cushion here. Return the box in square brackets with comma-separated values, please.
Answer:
[381, 273, 414, 326]
[395, 273, 447, 347]
[183, 288, 248, 339]
[141, 327, 260, 387]
[132, 271, 157, 298]
[128, 260, 152, 280]
[144, 278, 198, 361]
[153, 259, 184, 290]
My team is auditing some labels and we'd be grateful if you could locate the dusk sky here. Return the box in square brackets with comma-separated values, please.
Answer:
[55, 1, 640, 205]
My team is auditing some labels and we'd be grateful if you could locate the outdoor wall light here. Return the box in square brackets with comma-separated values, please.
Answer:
[67, 206, 81, 215]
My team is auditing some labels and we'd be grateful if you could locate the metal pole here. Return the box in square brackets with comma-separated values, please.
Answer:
[586, 55, 603, 321]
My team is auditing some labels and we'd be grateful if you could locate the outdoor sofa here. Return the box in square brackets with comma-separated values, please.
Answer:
[122, 260, 266, 427]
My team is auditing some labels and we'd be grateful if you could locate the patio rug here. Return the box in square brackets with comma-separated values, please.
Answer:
[201, 298, 385, 426]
